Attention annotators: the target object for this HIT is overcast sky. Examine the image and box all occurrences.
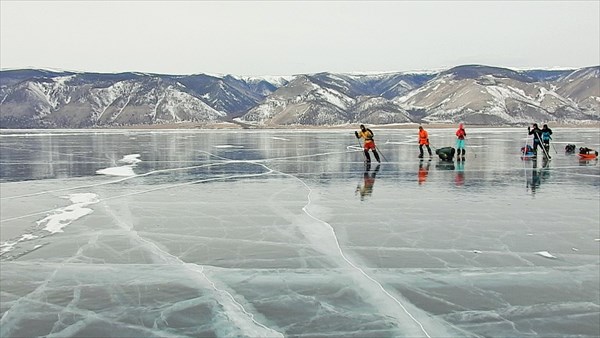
[1,1,598,75]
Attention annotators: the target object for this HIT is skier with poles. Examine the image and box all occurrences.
[355,124,380,164]
[528,124,542,155]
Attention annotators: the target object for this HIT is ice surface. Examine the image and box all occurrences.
[1,128,599,337]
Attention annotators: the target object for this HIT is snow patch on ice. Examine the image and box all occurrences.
[96,166,136,176]
[535,251,557,259]
[36,193,99,233]
[214,145,244,148]
[0,233,39,255]
[119,153,141,164]
[97,154,141,176]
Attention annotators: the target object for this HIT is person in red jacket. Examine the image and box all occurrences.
[418,125,432,158]
[455,123,467,159]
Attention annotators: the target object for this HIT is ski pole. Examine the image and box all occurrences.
[356,135,367,162]
[375,145,388,162]
[551,141,558,154]
[534,132,551,159]
[465,139,476,158]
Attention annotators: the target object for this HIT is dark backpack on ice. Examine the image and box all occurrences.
[435,147,455,161]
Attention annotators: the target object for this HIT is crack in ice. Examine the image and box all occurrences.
[269,166,433,337]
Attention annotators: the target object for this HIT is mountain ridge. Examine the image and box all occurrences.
[1,65,598,128]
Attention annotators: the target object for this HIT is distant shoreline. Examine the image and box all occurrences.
[87,121,600,130]
[1,121,598,131]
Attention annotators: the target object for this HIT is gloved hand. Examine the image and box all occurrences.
[528,126,531,132]
[354,131,359,138]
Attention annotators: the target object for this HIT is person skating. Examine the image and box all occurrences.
[541,124,553,154]
[418,125,432,158]
[528,123,543,157]
[455,123,467,160]
[355,124,380,163]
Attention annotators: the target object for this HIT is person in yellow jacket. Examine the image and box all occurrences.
[418,125,432,158]
[355,124,381,163]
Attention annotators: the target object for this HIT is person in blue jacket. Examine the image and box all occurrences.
[541,124,553,154]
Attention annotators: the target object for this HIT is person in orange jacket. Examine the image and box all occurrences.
[418,125,432,158]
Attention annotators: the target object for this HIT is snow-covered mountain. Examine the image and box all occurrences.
[0,65,597,128]
[238,72,434,126]
[391,65,598,125]
[0,71,286,128]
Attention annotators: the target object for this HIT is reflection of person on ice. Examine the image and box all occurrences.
[356,164,380,200]
[418,159,431,185]
[355,124,380,163]
[455,160,465,186]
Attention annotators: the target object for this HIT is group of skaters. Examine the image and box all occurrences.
[525,124,598,158]
[354,123,468,163]
[525,123,554,158]
[356,122,597,163]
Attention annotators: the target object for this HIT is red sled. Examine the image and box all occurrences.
[578,153,598,160]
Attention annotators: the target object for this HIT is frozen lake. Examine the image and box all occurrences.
[1,127,599,337]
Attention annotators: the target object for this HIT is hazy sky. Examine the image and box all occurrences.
[1,1,599,75]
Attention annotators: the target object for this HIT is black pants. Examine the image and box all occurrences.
[419,144,432,157]
[364,149,380,163]
[532,140,541,154]
[543,141,550,153]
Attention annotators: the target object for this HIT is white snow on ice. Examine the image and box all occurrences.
[535,251,557,259]
[96,154,141,176]
[36,193,99,234]
[118,153,141,164]
[213,145,244,148]
[0,234,39,255]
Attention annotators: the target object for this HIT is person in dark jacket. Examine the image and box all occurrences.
[528,123,543,156]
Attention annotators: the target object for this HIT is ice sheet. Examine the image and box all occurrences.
[1,128,599,337]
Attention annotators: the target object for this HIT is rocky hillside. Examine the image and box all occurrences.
[0,65,597,128]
